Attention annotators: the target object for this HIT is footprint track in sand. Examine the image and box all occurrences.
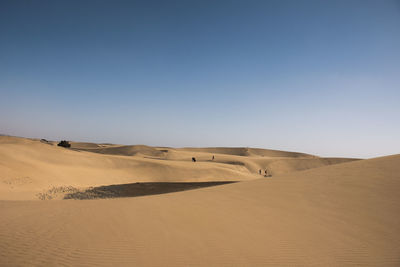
[0,176,33,186]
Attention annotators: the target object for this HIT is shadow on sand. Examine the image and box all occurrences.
[64,181,237,200]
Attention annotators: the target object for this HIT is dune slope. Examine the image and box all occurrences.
[0,136,358,200]
[0,154,399,266]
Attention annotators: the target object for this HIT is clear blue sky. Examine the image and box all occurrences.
[1,0,399,158]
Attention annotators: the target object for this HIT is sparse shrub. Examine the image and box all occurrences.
[57,140,71,148]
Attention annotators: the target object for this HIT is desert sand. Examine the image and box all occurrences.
[0,136,399,266]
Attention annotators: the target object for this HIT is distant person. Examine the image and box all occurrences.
[259,169,262,175]
[192,157,196,162]
[265,169,270,177]
[212,155,215,161]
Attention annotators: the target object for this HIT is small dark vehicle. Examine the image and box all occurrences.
[57,140,71,148]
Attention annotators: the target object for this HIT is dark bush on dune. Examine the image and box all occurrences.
[57,140,71,148]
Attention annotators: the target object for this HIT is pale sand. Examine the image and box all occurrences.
[0,136,356,200]
[0,136,399,266]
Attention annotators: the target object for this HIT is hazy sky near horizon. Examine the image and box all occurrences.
[1,0,399,158]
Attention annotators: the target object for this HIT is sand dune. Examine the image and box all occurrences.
[75,144,166,157]
[0,136,358,200]
[0,142,399,265]
[179,146,316,158]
